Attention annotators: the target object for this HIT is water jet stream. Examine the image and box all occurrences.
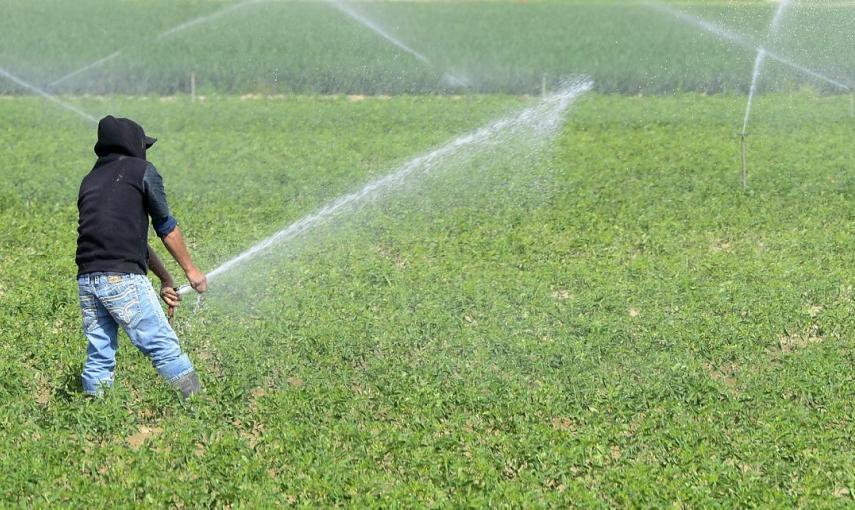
[49,0,264,88]
[157,0,265,39]
[48,51,123,88]
[0,67,97,124]
[178,79,593,295]
[742,49,767,135]
[325,0,469,88]
[648,1,850,91]
[742,0,791,135]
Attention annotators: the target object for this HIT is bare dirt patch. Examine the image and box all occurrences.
[710,239,733,253]
[551,417,576,431]
[551,290,572,301]
[833,487,851,498]
[777,324,824,355]
[34,374,52,406]
[127,426,164,450]
[704,362,740,388]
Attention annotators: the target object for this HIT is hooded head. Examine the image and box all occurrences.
[93,115,157,159]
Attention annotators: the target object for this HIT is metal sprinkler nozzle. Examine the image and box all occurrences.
[167,287,178,324]
[169,284,197,323]
[170,285,191,324]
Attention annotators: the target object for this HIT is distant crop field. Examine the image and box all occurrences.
[1,0,853,95]
[2,0,854,506]
[1,92,853,506]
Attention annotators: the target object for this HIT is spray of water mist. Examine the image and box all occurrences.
[178,78,593,296]
[48,51,123,88]
[324,0,469,88]
[742,0,791,135]
[647,1,850,91]
[742,49,767,136]
[0,67,97,124]
[739,0,791,186]
[49,0,265,88]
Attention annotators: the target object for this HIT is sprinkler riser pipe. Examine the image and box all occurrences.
[739,133,748,188]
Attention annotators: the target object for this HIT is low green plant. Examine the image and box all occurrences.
[0,92,853,506]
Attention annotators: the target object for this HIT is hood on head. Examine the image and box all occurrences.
[94,115,157,159]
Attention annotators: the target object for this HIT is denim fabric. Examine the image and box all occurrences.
[77,273,194,395]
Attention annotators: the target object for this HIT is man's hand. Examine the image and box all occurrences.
[160,284,181,308]
[161,227,207,294]
[186,266,208,293]
[160,284,181,321]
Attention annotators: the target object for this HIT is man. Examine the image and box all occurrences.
[76,115,207,399]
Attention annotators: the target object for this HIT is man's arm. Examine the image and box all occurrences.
[148,245,174,288]
[161,227,207,293]
[148,245,181,310]
[143,163,207,293]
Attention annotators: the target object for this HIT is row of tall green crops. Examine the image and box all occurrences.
[1,0,853,95]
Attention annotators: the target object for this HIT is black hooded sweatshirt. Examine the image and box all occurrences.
[75,116,177,276]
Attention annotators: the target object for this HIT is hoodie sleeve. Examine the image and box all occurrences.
[143,163,178,237]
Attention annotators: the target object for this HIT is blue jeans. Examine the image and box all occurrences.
[77,273,194,396]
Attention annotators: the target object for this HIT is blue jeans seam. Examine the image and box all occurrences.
[145,279,168,328]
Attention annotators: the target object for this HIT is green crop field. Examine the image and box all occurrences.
[2,0,855,507]
[2,92,854,507]
[1,0,854,94]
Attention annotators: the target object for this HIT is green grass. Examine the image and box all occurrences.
[1,0,853,94]
[1,92,853,506]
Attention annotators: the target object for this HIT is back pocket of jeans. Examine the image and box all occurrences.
[100,285,141,327]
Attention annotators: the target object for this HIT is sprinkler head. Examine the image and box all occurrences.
[167,286,178,324]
